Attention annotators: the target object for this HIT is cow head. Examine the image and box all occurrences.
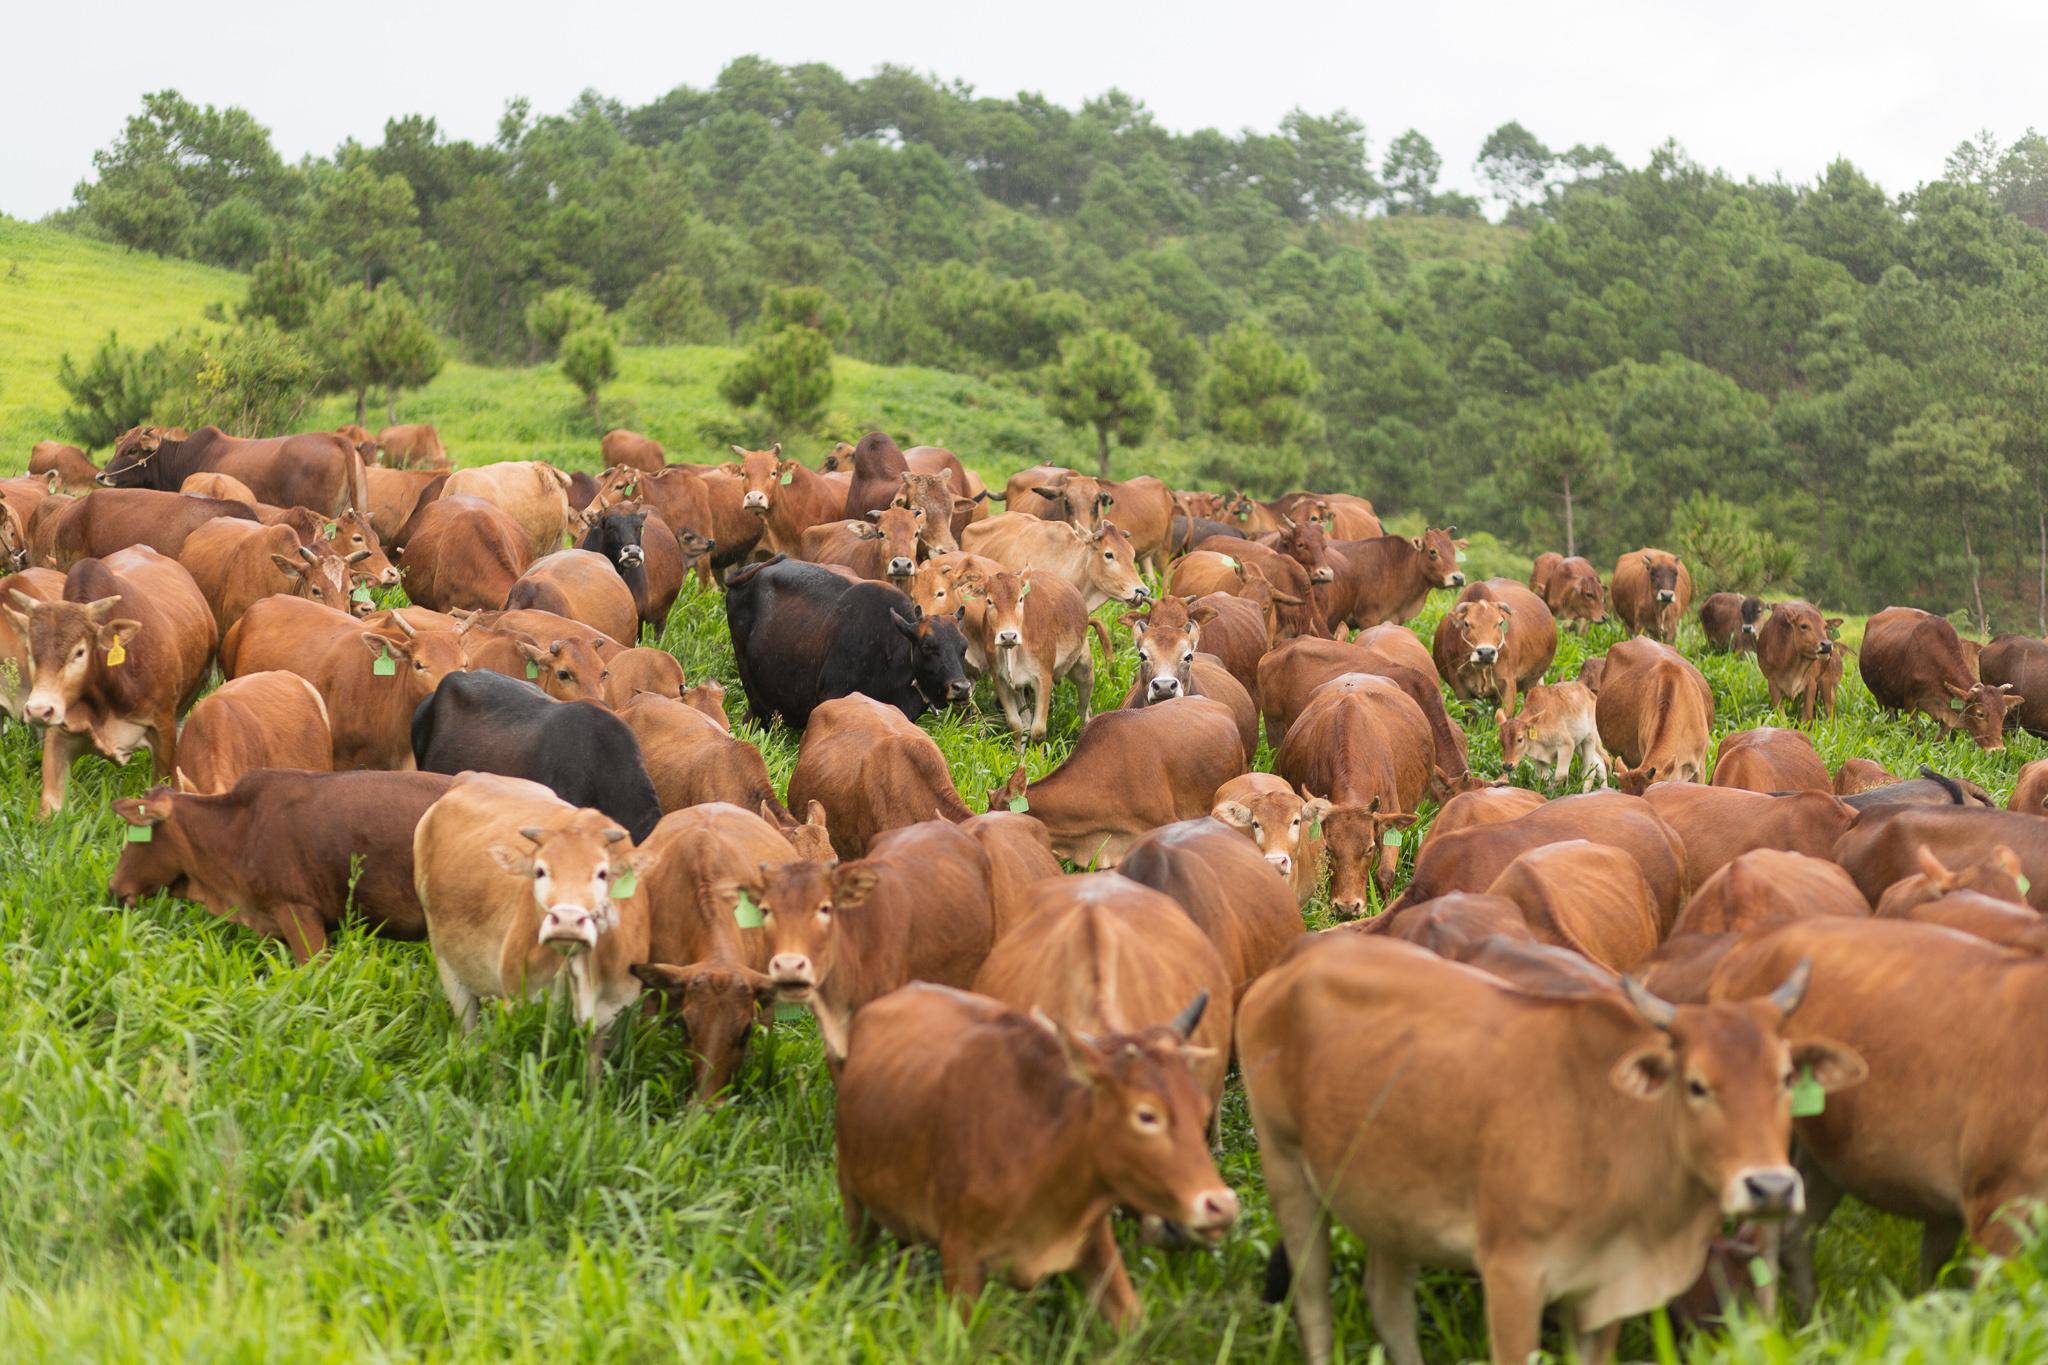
[319,511,399,586]
[961,570,1037,659]
[1915,844,2028,902]
[4,590,137,731]
[1578,656,1607,694]
[629,959,778,1104]
[909,556,971,620]
[579,506,649,575]
[683,680,730,728]
[775,799,837,862]
[0,504,28,572]
[1232,578,1289,647]
[1558,562,1608,624]
[1413,526,1466,589]
[714,859,876,1006]
[1448,598,1512,670]
[1612,757,1658,795]
[1036,473,1112,533]
[360,612,466,695]
[1212,786,1329,886]
[271,543,362,617]
[1316,793,1417,918]
[1175,491,1227,520]
[892,472,967,556]
[1640,552,1682,605]
[1497,705,1537,770]
[489,813,650,953]
[1225,491,1260,526]
[723,444,788,515]
[1945,681,2022,750]
[108,787,197,905]
[1738,595,1765,639]
[517,635,609,703]
[891,603,974,707]
[1084,522,1148,607]
[98,426,172,488]
[1612,965,1865,1219]
[1275,521,1335,585]
[1042,997,1238,1242]
[1765,602,1836,661]
[862,505,925,582]
[1123,596,1218,703]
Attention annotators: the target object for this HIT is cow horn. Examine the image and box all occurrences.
[297,542,320,563]
[6,589,37,610]
[346,549,371,564]
[601,827,627,844]
[391,612,418,639]
[1620,975,1678,1031]
[1768,959,1813,1016]
[517,826,547,845]
[1168,990,1209,1040]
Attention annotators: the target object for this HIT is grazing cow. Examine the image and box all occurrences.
[102,424,366,516]
[287,507,399,588]
[1316,528,1466,630]
[1671,850,1870,939]
[449,610,610,703]
[1641,784,1858,886]
[619,692,792,823]
[958,569,1105,743]
[1394,790,1689,930]
[174,671,332,795]
[714,822,996,1060]
[413,773,652,1055]
[440,461,576,560]
[1529,552,1608,628]
[834,983,1233,1326]
[222,596,465,770]
[577,503,690,633]
[1432,578,1556,717]
[1119,820,1306,1006]
[396,496,534,612]
[111,769,453,961]
[1710,726,1830,793]
[1484,840,1660,972]
[1831,805,2048,912]
[7,548,217,815]
[605,646,686,707]
[725,556,972,727]
[1220,489,1293,535]
[1370,891,1537,957]
[364,466,447,545]
[974,874,1233,1108]
[786,693,973,858]
[1862,606,2018,749]
[1274,674,1433,914]
[47,487,260,567]
[177,518,362,632]
[1168,513,1246,556]
[1211,772,1329,908]
[505,549,641,644]
[1755,600,1842,722]
[2012,759,2048,814]
[411,669,661,842]
[1015,469,1176,573]
[1220,521,1340,589]
[1245,933,1840,1365]
[599,428,666,472]
[722,444,844,559]
[1833,757,1898,795]
[798,506,926,584]
[30,440,98,492]
[1975,634,2048,739]
[1595,637,1714,788]
[955,811,1065,939]
[1609,547,1693,642]
[1700,592,1765,653]
[962,516,1147,611]
[1257,634,1472,790]
[1870,846,2028,919]
[986,697,1248,867]
[1498,681,1608,790]
[373,424,447,469]
[1424,785,1548,845]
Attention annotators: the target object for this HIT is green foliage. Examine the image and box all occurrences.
[83,158,195,256]
[524,286,606,360]
[622,268,725,345]
[718,325,834,438]
[1044,329,1161,476]
[1506,405,1625,557]
[54,331,183,448]
[559,326,620,428]
[310,285,444,425]
[240,248,332,332]
[759,285,849,340]
[159,320,318,436]
[1670,492,1803,595]
[189,195,273,269]
[1195,320,1322,492]
[311,161,427,288]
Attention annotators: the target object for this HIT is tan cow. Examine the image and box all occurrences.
[1871,845,2028,919]
[177,518,363,632]
[1431,578,1557,717]
[1754,600,1843,721]
[600,428,666,472]
[1211,772,1329,908]
[1642,785,1857,887]
[1274,674,1433,914]
[1529,552,1607,628]
[797,506,926,584]
[889,470,980,556]
[1484,840,1661,973]
[1317,527,1466,630]
[364,466,447,545]
[958,811,1066,940]
[1119,819,1307,1005]
[961,515,1147,610]
[1595,637,1714,787]
[787,693,974,858]
[1610,547,1694,642]
[604,646,686,706]
[0,567,64,723]
[1710,726,1831,793]
[1671,849,1871,938]
[397,496,536,612]
[618,691,795,825]
[441,461,576,560]
[374,424,448,469]
[504,549,640,644]
[174,671,333,795]
[29,440,99,493]
[723,444,845,558]
[1498,681,1608,790]
[178,471,259,506]
[2011,759,2048,814]
[956,568,1106,743]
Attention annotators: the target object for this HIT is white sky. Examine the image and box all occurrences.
[4,0,2042,221]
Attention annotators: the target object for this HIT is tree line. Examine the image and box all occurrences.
[47,62,2048,629]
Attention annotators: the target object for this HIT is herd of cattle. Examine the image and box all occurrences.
[16,420,2048,1363]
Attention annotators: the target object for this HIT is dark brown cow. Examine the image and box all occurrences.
[1833,757,1898,795]
[1432,578,1556,717]
[618,691,794,825]
[787,693,973,858]
[1671,850,1871,938]
[29,440,99,493]
[986,697,1247,867]
[1699,592,1764,653]
[1980,634,2048,739]
[1257,633,1472,790]
[1316,527,1466,630]
[1529,552,1608,629]
[177,518,362,633]
[1755,600,1843,722]
[46,487,260,567]
[834,982,1233,1326]
[890,471,979,555]
[174,670,333,795]
[1274,674,1433,915]
[1641,784,1858,886]
[7,547,218,815]
[397,496,535,612]
[599,428,666,472]
[374,424,447,469]
[959,810,1066,939]
[2011,759,2048,815]
[1595,637,1714,788]
[1211,771,1329,908]
[1832,805,2048,911]
[1710,726,1831,794]
[103,424,367,516]
[724,444,844,559]
[1484,839,1661,972]
[1189,586,1288,702]
[798,507,926,584]
[1121,818,1306,1005]
[1862,607,2017,749]
[505,549,640,644]
[958,569,1105,743]
[110,769,453,961]
[1609,547,1694,642]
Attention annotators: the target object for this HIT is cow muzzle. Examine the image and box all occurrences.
[1310,566,1334,584]
[945,677,974,702]
[1725,1166,1803,1218]
[1470,646,1498,665]
[886,557,914,578]
[1184,1187,1240,1240]
[768,954,815,999]
[1657,590,1676,603]
[619,546,644,567]
[1448,573,1466,588]
[23,692,66,727]
[1265,851,1293,880]
[1147,676,1184,701]
[1741,622,1758,636]
[994,629,1022,649]
[1817,640,1833,655]
[1331,896,1366,920]
[538,905,600,952]
[742,492,769,512]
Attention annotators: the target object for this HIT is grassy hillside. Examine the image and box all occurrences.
[0,219,244,456]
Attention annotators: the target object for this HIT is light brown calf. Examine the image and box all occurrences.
[1498,681,1608,790]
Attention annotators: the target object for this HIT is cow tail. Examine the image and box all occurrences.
[1262,1243,1292,1303]
[1087,617,1116,663]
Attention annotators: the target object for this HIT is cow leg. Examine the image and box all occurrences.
[1361,1250,1424,1365]
[993,677,1025,738]
[1551,747,1573,789]
[1075,1215,1141,1328]
[1919,1213,1963,1288]
[1071,652,1096,725]
[1498,676,1517,719]
[938,1230,987,1322]
[433,955,481,1033]
[1965,1187,2031,1267]
[1262,1145,1335,1365]
[37,727,89,818]
[1474,1250,1545,1365]
[1567,1314,1622,1365]
[1782,1155,1842,1319]
[838,1165,880,1254]
[150,704,180,780]
[1375,841,1399,898]
[270,902,331,964]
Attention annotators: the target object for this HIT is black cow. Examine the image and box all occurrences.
[574,504,709,633]
[724,554,972,728]
[1168,515,1248,556]
[410,670,661,841]
[1840,765,1994,811]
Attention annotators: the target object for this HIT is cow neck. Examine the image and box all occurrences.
[160,793,247,914]
[988,1063,1122,1255]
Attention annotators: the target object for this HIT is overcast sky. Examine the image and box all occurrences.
[5,0,2043,221]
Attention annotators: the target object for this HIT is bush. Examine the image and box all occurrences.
[191,196,274,269]
[1670,492,1803,596]
[524,287,607,360]
[622,268,726,345]
[159,321,318,436]
[241,249,332,332]
[719,326,835,438]
[561,326,620,430]
[55,331,186,448]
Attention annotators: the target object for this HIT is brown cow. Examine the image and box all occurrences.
[1529,552,1608,628]
[1641,784,1857,887]
[396,496,535,612]
[1369,891,1537,957]
[1595,637,1714,788]
[957,811,1065,939]
[1754,600,1842,722]
[618,691,793,824]
[1317,527,1466,629]
[47,487,260,567]
[111,769,453,961]
[798,507,926,584]
[2012,759,2048,814]
[1869,845,2029,919]
[716,821,996,1060]
[600,428,666,472]
[173,671,332,795]
[1483,839,1660,972]
[1432,578,1556,717]
[1863,607,2018,749]
[1119,819,1307,1006]
[7,547,217,815]
[605,646,686,706]
[974,873,1233,1108]
[724,444,843,559]
[1832,805,2048,911]
[364,466,447,545]
[986,697,1247,867]
[504,549,640,644]
[886,470,979,556]
[103,425,367,517]
[1006,468,1176,573]
[1165,550,1322,641]
[1246,933,1843,1365]
[335,424,375,458]
[1700,592,1765,653]
[1672,849,1870,938]
[688,463,763,568]
[1609,547,1694,642]
[907,552,1010,657]
[0,567,64,723]
[834,983,1233,1325]
[30,440,99,493]
[223,595,466,770]
[441,461,576,560]
[1424,785,1548,845]
[1216,522,1338,588]
[1189,586,1289,702]
[787,693,973,858]
[1710,726,1831,794]
[177,518,363,632]
[1498,681,1608,790]
[374,424,447,469]
[1257,633,1471,789]
[1274,674,1433,914]
[448,610,609,704]
[1211,772,1329,908]
[1980,634,2048,738]
[1188,533,1321,626]
[962,516,1147,611]
[958,569,1105,743]
[287,507,399,588]
[1119,630,1259,762]
[1833,757,1898,795]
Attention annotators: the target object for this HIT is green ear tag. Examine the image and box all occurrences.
[1749,1258,1774,1289]
[125,821,153,843]
[1221,555,1238,571]
[1951,697,1968,710]
[1017,579,1032,600]
[1383,828,1402,849]
[2019,874,2033,897]
[526,659,540,680]
[775,1001,807,1021]
[733,891,764,929]
[351,586,373,604]
[779,468,794,486]
[1307,817,1322,839]
[324,522,338,538]
[610,868,637,899]
[1008,794,1030,813]
[1455,550,1468,564]
[1790,1066,1826,1118]
[373,646,397,677]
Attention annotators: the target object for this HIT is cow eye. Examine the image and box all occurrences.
[557,670,571,682]
[533,866,546,881]
[1133,1104,1163,1130]
[1686,1077,1710,1100]
[1429,550,1438,558]
[1103,551,1114,561]
[595,866,608,881]
[817,905,833,924]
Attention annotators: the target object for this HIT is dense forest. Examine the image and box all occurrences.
[47,57,2048,627]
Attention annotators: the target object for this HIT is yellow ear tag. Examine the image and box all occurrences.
[105,639,126,667]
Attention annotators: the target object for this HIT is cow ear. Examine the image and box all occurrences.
[1302,796,1334,822]
[1120,612,1146,633]
[269,552,306,580]
[889,609,919,638]
[1037,1009,1108,1089]
[769,443,782,457]
[864,509,883,523]
[99,619,143,650]
[1494,707,1507,725]
[487,844,533,876]
[832,865,879,907]
[1791,1038,1869,1094]
[952,496,978,514]
[1825,617,1844,631]
[1410,536,1424,550]
[111,796,162,829]
[2008,694,2028,709]
[1212,800,1255,829]
[1189,604,1220,627]
[1915,845,1953,889]
[630,962,689,990]
[361,632,410,659]
[718,461,742,477]
[1610,1042,1675,1099]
